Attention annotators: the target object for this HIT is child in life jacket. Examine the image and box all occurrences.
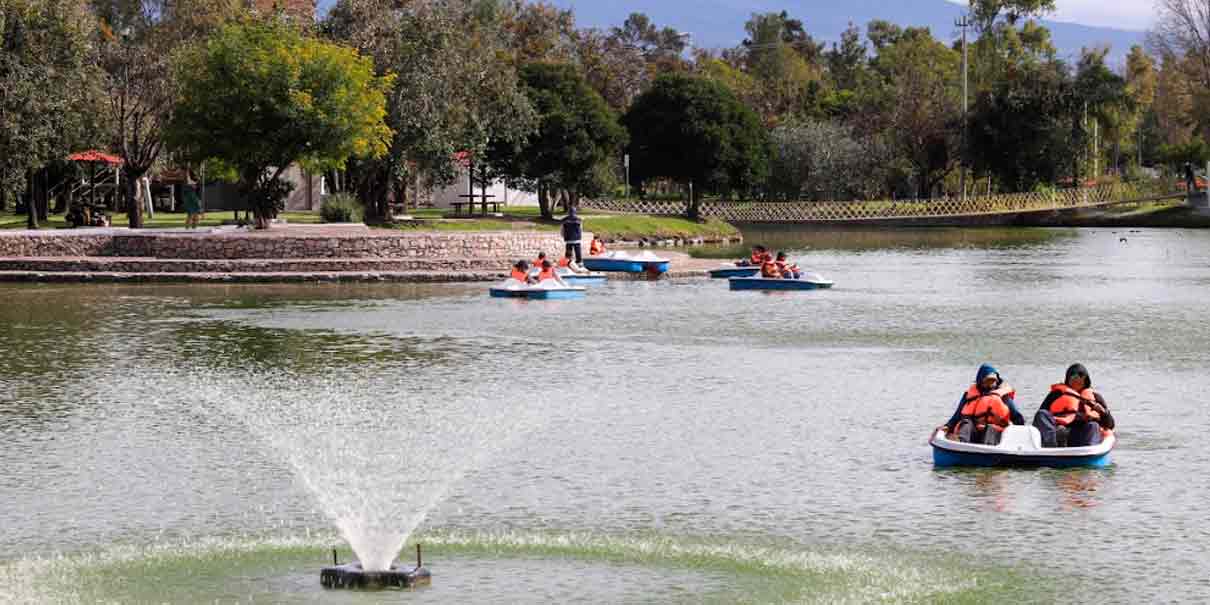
[774,252,801,279]
[510,260,530,283]
[589,236,606,256]
[743,245,772,267]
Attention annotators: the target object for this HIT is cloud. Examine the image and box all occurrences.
[947,0,1155,31]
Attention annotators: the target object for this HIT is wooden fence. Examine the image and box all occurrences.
[582,182,1186,222]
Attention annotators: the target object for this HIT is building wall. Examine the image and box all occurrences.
[430,166,539,208]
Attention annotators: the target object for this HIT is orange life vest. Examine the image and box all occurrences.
[558,257,571,268]
[959,384,1015,432]
[590,239,605,255]
[1048,384,1100,426]
[538,266,556,281]
[510,268,528,281]
[760,261,781,278]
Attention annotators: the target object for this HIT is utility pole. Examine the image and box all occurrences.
[955,14,970,200]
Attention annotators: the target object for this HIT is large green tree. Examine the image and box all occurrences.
[167,20,393,228]
[623,74,769,218]
[0,0,99,226]
[324,0,535,220]
[486,62,626,219]
[870,27,961,198]
[96,0,240,228]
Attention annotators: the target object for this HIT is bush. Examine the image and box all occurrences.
[320,194,364,223]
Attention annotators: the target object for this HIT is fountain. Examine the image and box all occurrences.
[191,371,555,589]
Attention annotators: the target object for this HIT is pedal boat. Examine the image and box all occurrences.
[930,425,1115,468]
[489,279,586,300]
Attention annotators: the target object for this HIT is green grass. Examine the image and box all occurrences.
[0,206,739,242]
[0,210,323,230]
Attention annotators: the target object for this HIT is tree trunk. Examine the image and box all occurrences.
[125,168,144,229]
[685,182,700,220]
[538,183,553,220]
[37,168,49,222]
[26,170,37,229]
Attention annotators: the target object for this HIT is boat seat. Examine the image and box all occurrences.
[997,425,1042,451]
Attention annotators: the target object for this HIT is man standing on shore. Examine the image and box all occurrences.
[562,206,583,265]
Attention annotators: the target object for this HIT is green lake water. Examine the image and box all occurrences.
[1,227,1207,603]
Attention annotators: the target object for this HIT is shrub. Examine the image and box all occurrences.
[320,194,364,223]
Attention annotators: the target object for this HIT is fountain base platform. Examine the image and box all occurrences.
[320,562,432,590]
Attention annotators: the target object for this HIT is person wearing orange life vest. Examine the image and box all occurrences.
[760,257,782,278]
[741,245,772,267]
[941,364,1025,445]
[509,260,530,283]
[774,252,802,279]
[533,251,548,268]
[536,259,566,285]
[589,236,606,256]
[1032,364,1114,448]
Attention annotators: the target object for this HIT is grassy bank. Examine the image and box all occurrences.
[0,210,322,230]
[1,206,740,242]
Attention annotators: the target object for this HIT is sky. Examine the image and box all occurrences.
[946,0,1156,31]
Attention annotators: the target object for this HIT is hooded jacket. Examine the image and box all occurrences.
[561,209,583,243]
[1037,364,1114,430]
[945,364,1026,429]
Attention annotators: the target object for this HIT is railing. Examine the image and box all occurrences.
[583,182,1186,222]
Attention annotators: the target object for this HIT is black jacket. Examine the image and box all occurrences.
[561,215,583,242]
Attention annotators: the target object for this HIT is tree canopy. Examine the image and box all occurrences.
[624,74,769,217]
[167,19,393,226]
[487,62,626,218]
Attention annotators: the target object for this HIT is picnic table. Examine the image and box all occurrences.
[453,193,502,216]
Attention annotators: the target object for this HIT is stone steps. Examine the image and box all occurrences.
[0,257,511,274]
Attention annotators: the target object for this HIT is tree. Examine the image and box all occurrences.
[324,0,536,220]
[0,0,100,227]
[96,0,240,228]
[968,0,1057,32]
[623,74,769,218]
[167,20,393,228]
[871,28,962,198]
[769,119,885,201]
[827,23,867,91]
[487,62,627,219]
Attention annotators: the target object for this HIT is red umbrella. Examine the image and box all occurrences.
[68,151,124,216]
[68,150,124,165]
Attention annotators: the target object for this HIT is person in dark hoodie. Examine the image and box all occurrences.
[941,364,1025,445]
[561,206,584,265]
[1033,364,1114,448]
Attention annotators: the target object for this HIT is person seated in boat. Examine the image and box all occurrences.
[558,251,586,274]
[589,236,606,256]
[1032,364,1114,448]
[941,364,1025,445]
[533,251,548,268]
[536,260,566,285]
[741,245,772,267]
[760,256,782,278]
[774,252,802,279]
[510,260,530,283]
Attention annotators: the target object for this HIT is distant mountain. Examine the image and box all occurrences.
[314,0,1145,63]
[549,0,1143,63]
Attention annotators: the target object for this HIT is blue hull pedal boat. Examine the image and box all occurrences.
[929,425,1115,468]
[583,251,671,274]
[709,266,761,279]
[489,280,586,300]
[557,269,608,285]
[728,273,834,291]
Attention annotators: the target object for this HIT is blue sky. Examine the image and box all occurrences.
[946,0,1154,31]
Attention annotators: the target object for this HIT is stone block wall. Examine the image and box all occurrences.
[0,229,584,261]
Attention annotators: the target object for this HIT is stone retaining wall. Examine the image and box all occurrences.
[0,229,577,260]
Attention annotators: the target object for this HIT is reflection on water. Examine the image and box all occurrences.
[693,225,1070,258]
[3,228,1210,602]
